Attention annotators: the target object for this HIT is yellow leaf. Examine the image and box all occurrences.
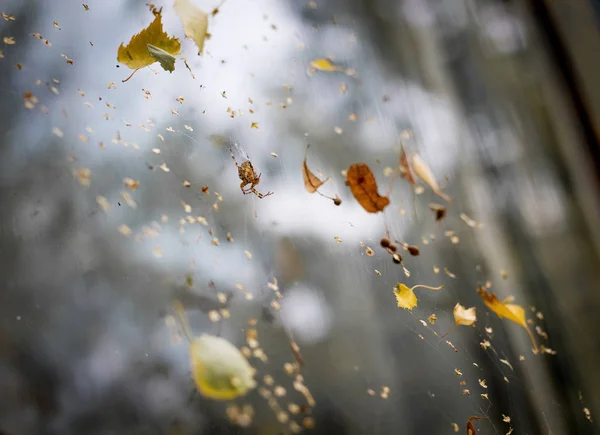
[302,145,330,193]
[453,303,477,326]
[174,0,209,55]
[190,335,256,400]
[173,301,256,400]
[477,287,538,353]
[411,153,451,203]
[117,12,180,78]
[394,283,443,311]
[310,58,339,72]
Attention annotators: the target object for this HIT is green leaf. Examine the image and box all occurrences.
[147,43,176,72]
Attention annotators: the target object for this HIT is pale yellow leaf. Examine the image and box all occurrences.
[174,0,209,55]
[453,303,477,326]
[411,153,451,202]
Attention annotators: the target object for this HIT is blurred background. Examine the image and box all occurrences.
[1,0,600,434]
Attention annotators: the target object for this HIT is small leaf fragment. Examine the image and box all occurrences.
[310,58,339,72]
[428,203,447,221]
[147,43,177,72]
[346,163,390,213]
[174,0,209,55]
[453,303,477,327]
[477,287,538,353]
[394,283,443,311]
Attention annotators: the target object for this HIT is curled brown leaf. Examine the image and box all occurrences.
[302,145,330,193]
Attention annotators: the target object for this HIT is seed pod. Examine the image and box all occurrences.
[406,245,420,256]
[392,253,402,264]
[380,237,391,248]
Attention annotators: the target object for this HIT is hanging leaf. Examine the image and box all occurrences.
[346,163,390,213]
[393,283,443,311]
[411,153,451,202]
[466,416,488,435]
[190,334,256,400]
[174,0,209,55]
[453,303,477,326]
[173,301,256,400]
[147,44,177,72]
[302,145,331,193]
[117,11,180,81]
[476,287,538,353]
[399,145,415,184]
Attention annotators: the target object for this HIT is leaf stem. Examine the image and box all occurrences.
[121,68,140,83]
[411,284,443,291]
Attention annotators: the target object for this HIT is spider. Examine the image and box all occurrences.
[230,148,274,199]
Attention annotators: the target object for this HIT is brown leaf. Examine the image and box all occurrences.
[302,145,330,193]
[346,163,390,213]
[399,145,415,184]
[466,416,488,435]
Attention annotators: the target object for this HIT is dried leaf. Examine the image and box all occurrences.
[466,416,488,435]
[147,43,177,72]
[399,145,415,184]
[173,301,256,400]
[453,303,477,326]
[477,287,538,353]
[394,283,443,311]
[411,153,451,202]
[174,0,209,55]
[346,163,390,213]
[302,145,330,193]
[117,11,180,80]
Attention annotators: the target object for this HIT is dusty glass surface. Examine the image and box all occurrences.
[1,0,600,434]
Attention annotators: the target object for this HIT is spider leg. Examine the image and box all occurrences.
[230,148,239,166]
[253,188,274,199]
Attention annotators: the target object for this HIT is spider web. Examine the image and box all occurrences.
[0,0,593,434]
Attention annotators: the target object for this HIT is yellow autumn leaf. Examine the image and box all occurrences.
[310,58,339,72]
[453,303,477,326]
[476,287,538,353]
[190,335,256,400]
[117,11,181,80]
[173,301,256,400]
[411,153,452,203]
[174,0,209,55]
[394,283,443,311]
